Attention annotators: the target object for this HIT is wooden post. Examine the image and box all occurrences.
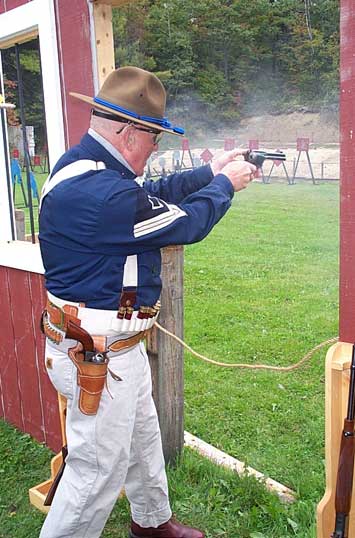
[146,246,184,465]
[91,3,115,89]
[317,343,355,537]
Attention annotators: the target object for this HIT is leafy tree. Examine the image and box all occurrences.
[2,39,47,150]
[112,0,339,125]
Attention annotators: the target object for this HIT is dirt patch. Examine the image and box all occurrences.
[234,111,339,146]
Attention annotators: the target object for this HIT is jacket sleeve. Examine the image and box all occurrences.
[95,173,234,254]
[142,164,214,204]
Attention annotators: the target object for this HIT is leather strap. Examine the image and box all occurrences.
[40,159,106,211]
[45,301,149,353]
[107,330,149,353]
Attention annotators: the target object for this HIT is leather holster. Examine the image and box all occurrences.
[68,343,108,415]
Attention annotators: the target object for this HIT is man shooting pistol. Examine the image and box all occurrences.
[38,66,258,538]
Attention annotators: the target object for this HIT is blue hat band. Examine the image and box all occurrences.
[94,97,184,135]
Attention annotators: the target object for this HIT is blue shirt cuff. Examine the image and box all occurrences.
[211,173,235,199]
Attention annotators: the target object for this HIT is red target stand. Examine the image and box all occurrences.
[248,139,267,183]
[224,138,235,151]
[200,148,213,164]
[179,138,194,170]
[292,137,316,184]
[248,138,270,184]
[266,150,292,185]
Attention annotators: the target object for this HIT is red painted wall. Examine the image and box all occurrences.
[0,267,61,452]
[54,0,95,148]
[0,0,30,14]
[339,2,355,342]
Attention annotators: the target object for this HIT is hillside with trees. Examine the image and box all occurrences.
[113,0,339,132]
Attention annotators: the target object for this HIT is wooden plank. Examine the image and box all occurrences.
[7,268,44,442]
[92,3,115,87]
[29,273,61,452]
[0,28,38,49]
[339,1,355,342]
[316,342,355,537]
[147,246,184,465]
[93,0,133,6]
[185,432,295,504]
[0,266,23,430]
[29,446,65,514]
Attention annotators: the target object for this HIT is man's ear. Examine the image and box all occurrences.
[123,126,135,150]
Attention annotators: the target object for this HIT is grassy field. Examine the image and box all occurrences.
[2,179,339,537]
[13,167,46,235]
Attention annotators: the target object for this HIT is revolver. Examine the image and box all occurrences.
[244,150,286,168]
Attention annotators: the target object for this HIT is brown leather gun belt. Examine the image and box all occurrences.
[42,300,150,353]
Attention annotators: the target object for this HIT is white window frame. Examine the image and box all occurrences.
[0,0,65,248]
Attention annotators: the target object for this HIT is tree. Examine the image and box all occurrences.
[2,39,47,150]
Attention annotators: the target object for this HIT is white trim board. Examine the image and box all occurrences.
[0,241,44,274]
[0,3,38,44]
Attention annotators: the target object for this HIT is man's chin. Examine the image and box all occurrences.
[135,165,146,177]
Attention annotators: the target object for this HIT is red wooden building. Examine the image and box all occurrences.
[0,0,120,452]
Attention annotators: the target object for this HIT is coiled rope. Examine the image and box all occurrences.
[155,322,338,372]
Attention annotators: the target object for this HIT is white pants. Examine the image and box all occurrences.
[39,339,172,538]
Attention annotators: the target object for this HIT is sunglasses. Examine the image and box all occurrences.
[134,126,164,144]
[92,108,163,144]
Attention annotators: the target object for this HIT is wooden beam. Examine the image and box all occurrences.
[147,246,184,465]
[92,0,133,7]
[92,2,115,87]
[0,28,38,49]
[185,432,295,504]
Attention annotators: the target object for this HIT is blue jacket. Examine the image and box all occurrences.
[39,133,234,310]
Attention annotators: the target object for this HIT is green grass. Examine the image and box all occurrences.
[3,179,339,537]
[0,420,316,538]
[13,168,47,235]
[183,180,338,529]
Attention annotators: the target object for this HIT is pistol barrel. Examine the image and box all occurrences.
[244,150,286,168]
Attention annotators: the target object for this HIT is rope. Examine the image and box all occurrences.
[154,322,338,372]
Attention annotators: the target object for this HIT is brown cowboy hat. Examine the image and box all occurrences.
[70,66,184,136]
